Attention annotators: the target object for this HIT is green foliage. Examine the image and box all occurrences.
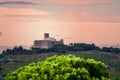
[2,46,32,55]
[5,54,110,80]
[101,47,120,54]
[31,43,100,53]
[2,43,120,55]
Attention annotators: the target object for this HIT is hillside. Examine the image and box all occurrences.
[0,51,120,80]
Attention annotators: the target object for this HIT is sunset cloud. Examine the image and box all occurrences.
[56,11,120,23]
[0,0,119,47]
[0,7,52,17]
[0,1,35,5]
[51,0,112,6]
[29,0,112,6]
[0,0,112,6]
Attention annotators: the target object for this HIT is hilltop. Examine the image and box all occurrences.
[0,51,120,80]
[0,43,120,80]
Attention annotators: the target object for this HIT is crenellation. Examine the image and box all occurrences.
[33,33,64,49]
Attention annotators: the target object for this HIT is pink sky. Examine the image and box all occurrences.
[0,0,120,47]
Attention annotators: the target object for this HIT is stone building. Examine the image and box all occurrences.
[33,33,64,49]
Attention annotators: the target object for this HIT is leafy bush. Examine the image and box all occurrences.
[6,54,110,80]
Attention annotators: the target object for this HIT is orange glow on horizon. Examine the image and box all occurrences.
[0,0,120,47]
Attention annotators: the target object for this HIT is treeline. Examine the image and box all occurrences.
[101,47,120,54]
[31,43,100,53]
[1,43,120,55]
[1,46,32,55]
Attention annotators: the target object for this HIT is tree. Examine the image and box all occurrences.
[6,54,110,80]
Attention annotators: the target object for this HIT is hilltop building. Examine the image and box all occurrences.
[33,33,64,49]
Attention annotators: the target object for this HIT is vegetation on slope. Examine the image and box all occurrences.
[0,43,120,80]
[0,51,120,80]
[1,43,120,55]
[5,55,110,80]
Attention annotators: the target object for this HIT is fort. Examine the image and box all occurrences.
[33,33,64,49]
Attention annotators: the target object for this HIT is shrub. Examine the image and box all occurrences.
[6,54,110,80]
